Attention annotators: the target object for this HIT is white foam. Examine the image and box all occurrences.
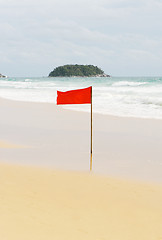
[112,81,147,87]
[1,77,162,119]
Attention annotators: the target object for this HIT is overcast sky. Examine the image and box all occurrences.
[0,0,162,77]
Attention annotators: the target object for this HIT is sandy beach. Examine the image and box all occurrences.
[0,163,162,240]
[0,97,162,239]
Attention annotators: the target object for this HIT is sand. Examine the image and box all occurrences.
[0,140,25,148]
[1,97,162,182]
[0,163,162,240]
[0,97,162,239]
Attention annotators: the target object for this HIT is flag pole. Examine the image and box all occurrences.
[90,86,92,171]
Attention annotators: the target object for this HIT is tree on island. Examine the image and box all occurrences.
[49,64,110,77]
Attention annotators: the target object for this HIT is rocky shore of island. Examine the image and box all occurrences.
[0,73,7,78]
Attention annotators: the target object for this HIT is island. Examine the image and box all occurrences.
[48,64,110,77]
[0,73,7,78]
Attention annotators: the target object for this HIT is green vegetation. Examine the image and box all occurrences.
[49,64,109,77]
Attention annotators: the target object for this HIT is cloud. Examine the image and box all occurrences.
[0,0,162,76]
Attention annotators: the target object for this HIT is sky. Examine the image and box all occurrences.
[0,0,162,77]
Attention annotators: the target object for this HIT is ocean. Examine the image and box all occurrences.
[0,76,162,119]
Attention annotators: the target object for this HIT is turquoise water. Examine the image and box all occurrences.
[0,76,162,119]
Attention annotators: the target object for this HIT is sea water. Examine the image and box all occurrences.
[0,76,162,119]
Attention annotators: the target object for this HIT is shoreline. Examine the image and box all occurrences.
[2,95,162,121]
[1,75,162,120]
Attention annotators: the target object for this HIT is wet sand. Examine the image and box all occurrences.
[0,97,162,182]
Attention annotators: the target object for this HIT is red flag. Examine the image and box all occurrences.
[57,86,92,105]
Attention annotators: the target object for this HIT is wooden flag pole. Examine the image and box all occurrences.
[90,87,93,171]
[56,86,92,171]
